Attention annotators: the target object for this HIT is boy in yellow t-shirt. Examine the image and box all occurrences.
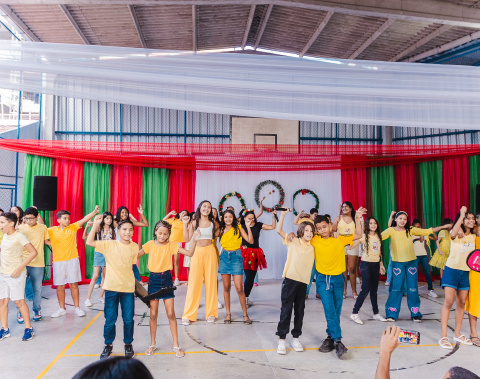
[87,216,139,360]
[312,208,365,359]
[47,205,100,319]
[18,207,51,322]
[275,209,315,356]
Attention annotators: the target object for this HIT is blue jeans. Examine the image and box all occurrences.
[385,260,422,320]
[306,262,317,296]
[104,290,135,345]
[353,261,379,314]
[416,255,433,291]
[316,273,344,341]
[26,267,44,312]
[387,260,407,292]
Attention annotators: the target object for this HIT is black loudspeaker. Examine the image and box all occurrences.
[476,184,480,215]
[33,176,58,211]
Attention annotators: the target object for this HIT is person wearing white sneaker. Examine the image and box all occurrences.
[47,206,100,319]
[0,212,38,339]
[373,314,387,322]
[439,207,475,350]
[75,307,86,317]
[350,216,385,324]
[412,219,436,298]
[87,216,139,357]
[428,290,438,298]
[82,212,114,312]
[275,210,315,354]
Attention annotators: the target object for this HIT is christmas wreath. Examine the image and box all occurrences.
[292,189,320,216]
[255,180,285,213]
[219,191,247,217]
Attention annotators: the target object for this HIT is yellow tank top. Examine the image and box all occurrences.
[220,226,242,251]
[446,233,475,271]
[337,217,355,246]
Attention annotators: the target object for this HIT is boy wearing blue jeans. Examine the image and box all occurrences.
[311,208,364,359]
[87,216,139,359]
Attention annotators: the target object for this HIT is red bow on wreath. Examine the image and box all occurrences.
[301,189,308,195]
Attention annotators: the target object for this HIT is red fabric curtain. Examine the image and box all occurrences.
[341,168,367,208]
[53,159,88,283]
[395,163,420,219]
[166,169,196,281]
[5,139,480,171]
[442,157,470,220]
[110,165,144,244]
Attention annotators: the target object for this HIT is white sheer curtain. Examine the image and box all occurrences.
[0,41,480,129]
[195,170,342,279]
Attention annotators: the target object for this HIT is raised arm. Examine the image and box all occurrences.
[255,196,265,219]
[353,207,367,240]
[182,216,193,242]
[132,205,149,227]
[293,210,306,226]
[77,205,100,227]
[179,229,201,257]
[86,215,102,248]
[163,210,176,221]
[240,219,254,244]
[276,209,290,239]
[262,211,277,230]
[11,243,38,278]
[82,221,94,240]
[332,216,340,232]
[451,206,466,239]
[387,211,395,228]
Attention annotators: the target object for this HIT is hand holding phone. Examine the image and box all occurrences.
[398,329,420,344]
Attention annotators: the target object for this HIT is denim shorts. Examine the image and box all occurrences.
[93,251,106,267]
[218,249,244,276]
[148,270,174,300]
[442,266,470,291]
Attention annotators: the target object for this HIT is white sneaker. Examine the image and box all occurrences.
[99,297,104,304]
[373,314,387,322]
[94,284,100,289]
[384,282,390,286]
[246,297,253,308]
[428,290,439,298]
[51,308,66,318]
[350,314,364,325]
[218,301,223,309]
[75,307,86,317]
[174,278,180,286]
[277,340,286,355]
[356,277,361,284]
[84,299,93,307]
[291,338,304,352]
[182,319,190,326]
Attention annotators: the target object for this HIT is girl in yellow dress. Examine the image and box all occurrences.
[429,218,453,278]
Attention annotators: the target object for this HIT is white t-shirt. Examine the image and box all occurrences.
[0,231,30,276]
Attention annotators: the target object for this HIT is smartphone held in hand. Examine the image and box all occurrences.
[398,329,420,344]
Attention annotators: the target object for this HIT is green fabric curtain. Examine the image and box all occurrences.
[371,166,397,268]
[420,160,443,274]
[140,168,169,276]
[83,162,111,279]
[21,154,53,280]
[470,156,480,214]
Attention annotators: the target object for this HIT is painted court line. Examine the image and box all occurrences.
[36,311,104,379]
[61,343,441,358]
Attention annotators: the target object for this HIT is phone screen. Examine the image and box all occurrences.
[398,329,420,344]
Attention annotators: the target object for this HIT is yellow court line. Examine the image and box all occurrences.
[36,311,103,379]
[61,343,441,358]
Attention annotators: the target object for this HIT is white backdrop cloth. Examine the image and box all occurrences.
[1,41,480,129]
[195,170,342,279]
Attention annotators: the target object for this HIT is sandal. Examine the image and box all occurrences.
[353,293,358,300]
[173,346,185,358]
[453,335,473,345]
[470,336,480,347]
[224,314,232,324]
[207,316,215,323]
[438,337,453,350]
[243,315,252,325]
[145,345,157,356]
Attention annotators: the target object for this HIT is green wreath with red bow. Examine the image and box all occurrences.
[219,191,247,217]
[292,189,320,216]
[255,180,285,212]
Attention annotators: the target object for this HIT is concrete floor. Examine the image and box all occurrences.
[1,279,479,379]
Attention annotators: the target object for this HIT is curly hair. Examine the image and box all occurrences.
[153,220,172,240]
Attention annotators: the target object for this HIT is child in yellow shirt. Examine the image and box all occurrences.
[138,220,200,358]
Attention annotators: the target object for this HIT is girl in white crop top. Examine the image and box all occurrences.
[197,223,214,240]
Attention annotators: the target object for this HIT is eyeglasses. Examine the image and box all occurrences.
[23,217,36,221]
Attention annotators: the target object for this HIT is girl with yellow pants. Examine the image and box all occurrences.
[182,200,220,325]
